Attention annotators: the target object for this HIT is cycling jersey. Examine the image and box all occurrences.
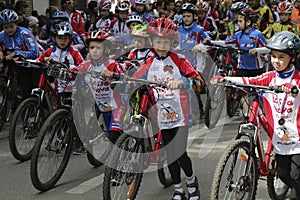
[253,4,274,34]
[213,28,267,70]
[92,15,116,32]
[132,12,154,23]
[197,16,218,40]
[226,67,300,155]
[178,23,210,72]
[266,20,299,40]
[110,19,130,37]
[132,50,205,130]
[0,26,38,59]
[62,10,85,36]
[38,45,84,93]
[290,7,300,32]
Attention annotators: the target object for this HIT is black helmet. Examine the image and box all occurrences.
[181,3,198,14]
[239,8,258,23]
[266,31,300,57]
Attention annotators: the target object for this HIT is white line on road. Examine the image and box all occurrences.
[65,174,104,194]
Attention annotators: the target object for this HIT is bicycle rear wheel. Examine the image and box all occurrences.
[30,109,73,191]
[205,83,225,129]
[267,168,289,200]
[211,139,258,200]
[9,97,45,161]
[103,133,144,200]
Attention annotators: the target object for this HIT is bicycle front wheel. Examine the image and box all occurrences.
[211,139,258,200]
[103,133,144,200]
[30,109,73,191]
[9,97,45,161]
[0,80,7,132]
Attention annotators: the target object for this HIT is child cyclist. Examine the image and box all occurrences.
[212,31,300,200]
[133,18,205,200]
[74,30,124,144]
[37,21,85,154]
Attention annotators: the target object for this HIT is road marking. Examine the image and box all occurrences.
[65,174,104,194]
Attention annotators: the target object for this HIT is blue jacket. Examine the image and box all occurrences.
[225,28,267,70]
[178,23,210,66]
[0,26,38,59]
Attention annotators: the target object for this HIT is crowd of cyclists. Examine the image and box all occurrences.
[1,0,300,199]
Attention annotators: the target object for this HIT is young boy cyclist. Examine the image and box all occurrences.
[212,31,300,200]
[265,1,299,40]
[74,30,124,144]
[133,18,205,200]
[203,8,267,118]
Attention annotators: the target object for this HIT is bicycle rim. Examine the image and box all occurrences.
[103,134,144,200]
[9,98,44,161]
[211,139,258,200]
[30,109,73,191]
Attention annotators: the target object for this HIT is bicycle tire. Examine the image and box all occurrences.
[86,148,103,167]
[267,168,289,200]
[30,109,73,191]
[0,81,7,132]
[103,133,144,200]
[205,84,225,129]
[9,97,45,161]
[211,139,259,200]
[157,159,172,187]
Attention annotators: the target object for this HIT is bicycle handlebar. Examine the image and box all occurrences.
[224,81,299,97]
[111,75,168,88]
[206,43,249,54]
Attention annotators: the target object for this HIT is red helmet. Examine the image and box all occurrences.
[86,30,109,42]
[147,18,178,39]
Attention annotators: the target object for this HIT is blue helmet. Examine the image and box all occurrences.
[0,9,18,24]
[52,11,69,20]
[51,21,73,36]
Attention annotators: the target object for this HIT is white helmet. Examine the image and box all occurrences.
[126,15,143,26]
[135,0,148,5]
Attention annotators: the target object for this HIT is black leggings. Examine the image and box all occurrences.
[162,126,193,184]
[276,154,300,200]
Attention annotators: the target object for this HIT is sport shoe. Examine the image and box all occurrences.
[171,191,187,200]
[186,177,200,200]
[72,146,86,155]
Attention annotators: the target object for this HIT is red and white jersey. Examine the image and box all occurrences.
[227,68,300,155]
[63,10,85,36]
[92,16,116,32]
[133,51,204,130]
[38,46,84,93]
[110,19,129,37]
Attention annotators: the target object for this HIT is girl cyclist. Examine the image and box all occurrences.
[212,31,300,200]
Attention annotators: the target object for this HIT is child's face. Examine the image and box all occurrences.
[233,11,239,21]
[2,22,18,36]
[88,41,105,60]
[54,35,70,49]
[133,36,146,49]
[279,13,290,23]
[182,11,194,26]
[118,11,128,22]
[100,10,109,18]
[129,22,140,30]
[198,11,206,21]
[152,36,172,57]
[237,15,247,30]
[270,50,293,72]
[136,4,145,12]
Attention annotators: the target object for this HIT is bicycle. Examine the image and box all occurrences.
[8,60,70,162]
[204,44,249,129]
[210,81,295,200]
[30,70,107,192]
[102,76,176,200]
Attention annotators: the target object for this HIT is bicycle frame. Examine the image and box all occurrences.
[236,91,274,177]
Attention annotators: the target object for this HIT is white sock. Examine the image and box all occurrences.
[173,183,184,200]
[186,175,196,194]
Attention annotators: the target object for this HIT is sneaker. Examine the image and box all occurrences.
[186,177,200,200]
[171,191,187,200]
[72,146,86,155]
